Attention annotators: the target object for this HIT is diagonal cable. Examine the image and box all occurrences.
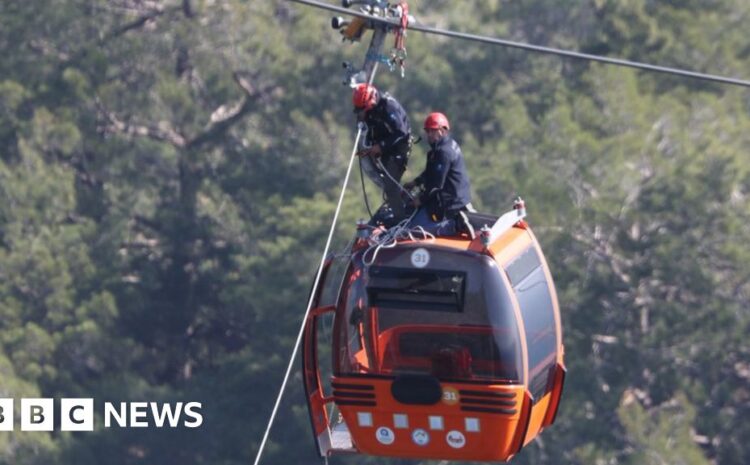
[252,125,364,465]
[286,0,750,88]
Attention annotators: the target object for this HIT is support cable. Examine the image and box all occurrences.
[286,0,750,88]
[252,124,365,465]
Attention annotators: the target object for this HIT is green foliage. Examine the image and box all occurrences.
[1,1,749,464]
[617,392,710,465]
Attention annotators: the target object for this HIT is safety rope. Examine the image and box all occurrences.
[357,151,414,229]
[252,124,365,465]
[374,156,414,202]
[391,1,409,76]
[361,213,435,267]
[359,157,374,218]
[367,61,379,85]
[252,26,407,464]
[393,2,408,52]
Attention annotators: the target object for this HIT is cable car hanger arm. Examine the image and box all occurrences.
[286,0,750,88]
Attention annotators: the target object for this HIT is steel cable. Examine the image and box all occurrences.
[252,124,364,465]
[286,0,750,88]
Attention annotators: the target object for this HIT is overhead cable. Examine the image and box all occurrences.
[286,0,750,88]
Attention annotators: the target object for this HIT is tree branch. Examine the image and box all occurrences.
[96,99,187,148]
[96,74,279,150]
[102,1,180,41]
[186,73,280,149]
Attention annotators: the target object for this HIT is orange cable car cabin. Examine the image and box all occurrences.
[302,202,566,461]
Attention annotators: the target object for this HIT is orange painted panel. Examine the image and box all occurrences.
[523,394,551,447]
[333,376,526,461]
[490,228,534,266]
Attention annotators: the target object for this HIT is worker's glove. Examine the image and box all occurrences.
[364,144,382,157]
[357,148,378,158]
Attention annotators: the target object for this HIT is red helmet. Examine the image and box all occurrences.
[352,83,379,111]
[424,112,450,130]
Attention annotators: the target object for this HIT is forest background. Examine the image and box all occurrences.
[1,1,749,464]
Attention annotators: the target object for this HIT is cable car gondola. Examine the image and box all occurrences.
[246,3,750,464]
[302,200,566,461]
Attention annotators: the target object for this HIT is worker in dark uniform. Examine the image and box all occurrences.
[404,112,474,237]
[352,83,412,225]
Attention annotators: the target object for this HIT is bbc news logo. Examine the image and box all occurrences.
[0,399,203,431]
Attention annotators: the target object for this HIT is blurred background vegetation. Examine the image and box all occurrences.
[0,0,749,464]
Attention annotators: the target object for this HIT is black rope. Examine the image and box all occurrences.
[286,0,750,88]
[359,156,374,218]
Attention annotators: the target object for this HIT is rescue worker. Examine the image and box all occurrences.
[352,83,412,224]
[404,112,474,237]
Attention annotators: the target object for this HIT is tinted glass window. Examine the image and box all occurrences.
[507,246,557,400]
[368,267,465,313]
[336,249,523,383]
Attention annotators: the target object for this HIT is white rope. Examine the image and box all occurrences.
[361,212,436,267]
[252,125,364,465]
[368,61,379,85]
[374,156,415,202]
[253,41,386,465]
